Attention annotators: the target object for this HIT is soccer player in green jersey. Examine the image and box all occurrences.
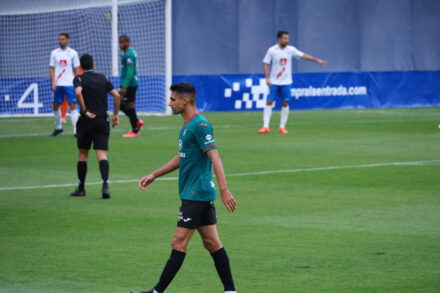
[119,35,144,138]
[131,82,237,293]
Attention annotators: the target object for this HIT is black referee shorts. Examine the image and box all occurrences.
[76,116,110,151]
[177,200,217,229]
[122,86,138,103]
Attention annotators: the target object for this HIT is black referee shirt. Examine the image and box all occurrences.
[73,71,115,118]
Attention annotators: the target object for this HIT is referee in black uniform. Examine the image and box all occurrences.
[70,54,121,199]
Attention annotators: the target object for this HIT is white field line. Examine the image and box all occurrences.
[0,160,439,192]
[0,124,247,138]
[1,118,438,139]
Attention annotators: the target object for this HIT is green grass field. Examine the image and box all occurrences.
[1,108,439,293]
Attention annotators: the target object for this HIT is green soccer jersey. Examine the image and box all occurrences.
[120,47,139,88]
[178,113,218,201]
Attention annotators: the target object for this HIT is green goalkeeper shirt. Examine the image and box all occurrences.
[120,47,139,88]
[178,113,218,202]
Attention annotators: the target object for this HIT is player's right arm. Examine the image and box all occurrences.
[49,51,56,91]
[73,77,95,119]
[49,67,56,91]
[263,63,271,86]
[263,48,272,86]
[138,155,180,191]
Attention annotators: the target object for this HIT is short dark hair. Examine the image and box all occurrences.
[59,32,70,39]
[119,35,130,42]
[170,82,197,104]
[277,31,289,39]
[80,54,94,70]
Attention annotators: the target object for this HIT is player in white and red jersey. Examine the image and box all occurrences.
[49,33,80,136]
[259,31,327,134]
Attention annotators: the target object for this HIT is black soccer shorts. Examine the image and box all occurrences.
[122,86,138,103]
[76,116,110,150]
[177,200,217,229]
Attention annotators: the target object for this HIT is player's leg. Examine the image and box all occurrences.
[61,98,68,124]
[94,118,111,199]
[71,148,88,196]
[127,86,144,132]
[131,201,202,293]
[66,86,79,136]
[121,87,143,137]
[137,227,194,293]
[71,117,93,196]
[51,87,64,136]
[278,85,291,134]
[198,201,236,293]
[258,85,276,133]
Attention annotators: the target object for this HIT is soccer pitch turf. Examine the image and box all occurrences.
[0,108,439,293]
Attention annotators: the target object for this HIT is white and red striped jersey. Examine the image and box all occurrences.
[263,44,304,85]
[49,47,80,86]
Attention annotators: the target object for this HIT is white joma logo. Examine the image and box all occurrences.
[182,218,192,222]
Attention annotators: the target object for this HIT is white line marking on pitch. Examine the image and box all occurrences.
[0,160,438,191]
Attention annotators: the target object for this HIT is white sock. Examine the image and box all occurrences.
[263,105,273,128]
[280,106,290,128]
[225,291,237,293]
[54,109,62,130]
[153,290,159,293]
[70,109,79,134]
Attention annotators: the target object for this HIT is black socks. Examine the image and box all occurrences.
[211,248,236,291]
[154,249,186,293]
[77,161,87,190]
[99,160,109,185]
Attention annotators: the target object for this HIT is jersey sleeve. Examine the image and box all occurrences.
[290,46,304,59]
[195,123,218,153]
[73,76,82,88]
[263,48,272,64]
[72,52,80,67]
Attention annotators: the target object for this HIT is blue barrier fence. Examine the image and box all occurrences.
[0,71,439,115]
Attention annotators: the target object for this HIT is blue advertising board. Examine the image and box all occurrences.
[173,71,440,112]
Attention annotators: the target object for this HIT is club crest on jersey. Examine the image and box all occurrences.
[280,58,287,66]
[59,59,67,67]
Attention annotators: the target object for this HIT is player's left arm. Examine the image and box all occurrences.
[109,89,121,127]
[74,67,81,76]
[106,78,120,127]
[301,53,327,66]
[206,149,237,213]
[73,52,81,76]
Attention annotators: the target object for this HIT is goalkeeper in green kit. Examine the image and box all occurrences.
[119,35,144,138]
